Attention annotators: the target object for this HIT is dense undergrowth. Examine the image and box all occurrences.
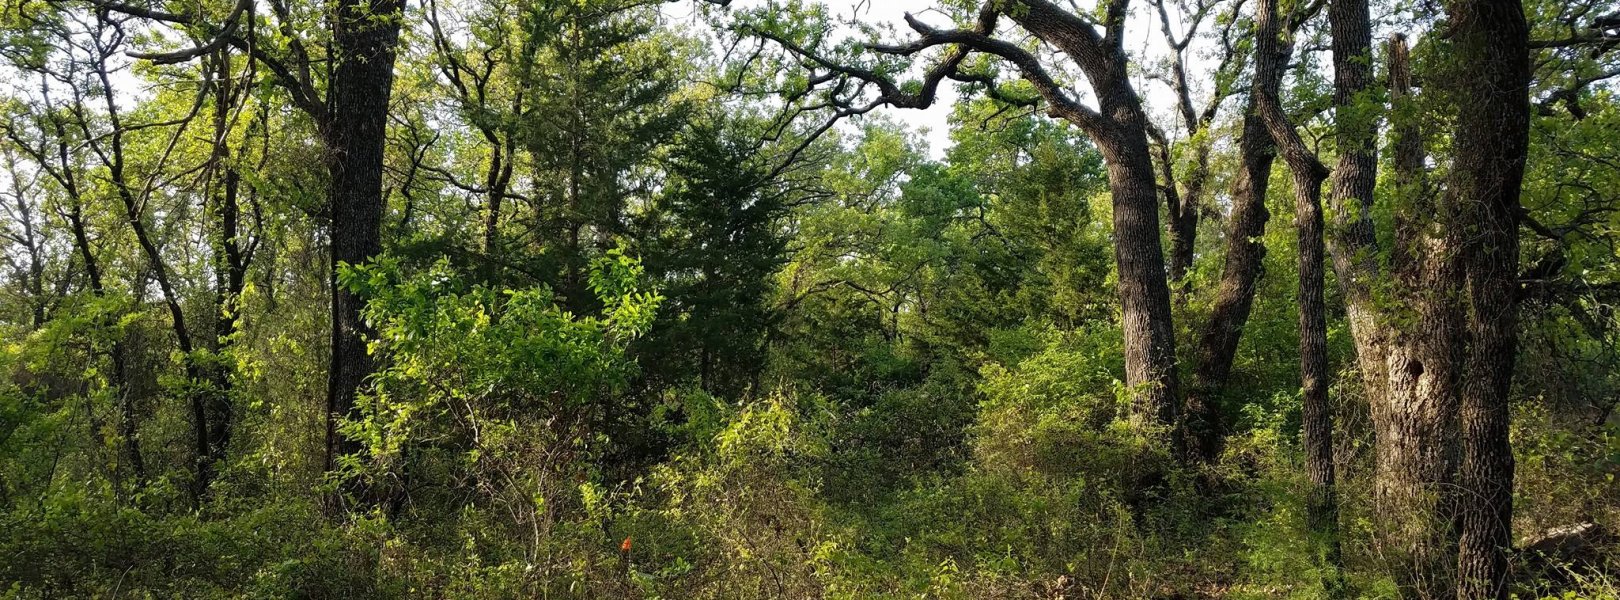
[5,308,1617,598]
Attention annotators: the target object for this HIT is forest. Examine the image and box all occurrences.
[0,0,1617,596]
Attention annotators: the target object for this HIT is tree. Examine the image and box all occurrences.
[1249,0,1343,589]
[319,0,406,483]
[1446,0,1531,594]
[634,119,789,399]
[3,5,234,497]
[95,0,409,485]
[518,0,687,311]
[732,0,1184,442]
[1182,1,1282,462]
[1142,0,1246,296]
[422,0,527,253]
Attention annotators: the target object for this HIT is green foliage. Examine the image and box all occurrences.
[3,0,1619,597]
[631,119,790,399]
[337,252,659,464]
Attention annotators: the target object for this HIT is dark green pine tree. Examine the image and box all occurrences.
[519,0,688,311]
[633,120,788,400]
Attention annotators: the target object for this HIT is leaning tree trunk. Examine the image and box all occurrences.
[324,0,405,477]
[765,0,1187,448]
[1183,71,1280,463]
[1448,0,1530,594]
[1251,0,1344,589]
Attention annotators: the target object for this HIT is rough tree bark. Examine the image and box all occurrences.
[1143,0,1238,297]
[323,0,406,476]
[1182,20,1287,463]
[1323,0,1391,415]
[1306,0,1471,591]
[1447,0,1530,594]
[1001,0,1182,430]
[1160,137,1203,292]
[1377,31,1470,598]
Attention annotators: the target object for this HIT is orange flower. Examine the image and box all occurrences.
[620,536,633,554]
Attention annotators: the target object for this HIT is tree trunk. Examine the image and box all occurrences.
[86,28,213,499]
[31,61,147,491]
[1323,0,1392,430]
[477,95,519,254]
[1251,1,1344,589]
[1164,148,1202,293]
[1297,168,1344,597]
[1005,1,1185,431]
[1448,0,1530,594]
[1151,20,1213,297]
[482,141,510,252]
[1097,118,1185,431]
[1380,30,1474,598]
[1321,0,1472,590]
[5,166,50,330]
[206,50,247,474]
[323,0,405,477]
[1183,83,1279,463]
